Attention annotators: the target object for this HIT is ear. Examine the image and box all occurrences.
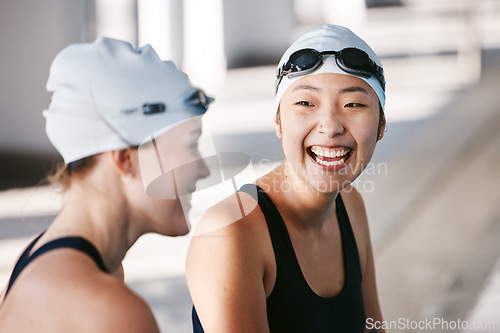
[274,108,282,140]
[109,149,137,178]
[377,114,387,141]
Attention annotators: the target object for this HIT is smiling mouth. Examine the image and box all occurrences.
[308,145,352,167]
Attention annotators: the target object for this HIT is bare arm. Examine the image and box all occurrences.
[341,187,385,333]
[0,286,5,308]
[187,197,271,333]
[361,240,385,333]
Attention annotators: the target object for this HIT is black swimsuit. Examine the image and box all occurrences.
[4,233,108,298]
[192,184,366,332]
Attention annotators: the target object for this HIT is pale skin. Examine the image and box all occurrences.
[0,118,209,332]
[186,73,386,333]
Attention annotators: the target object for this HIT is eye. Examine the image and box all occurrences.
[296,101,314,106]
[344,102,365,108]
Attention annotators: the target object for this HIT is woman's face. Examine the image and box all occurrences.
[135,117,210,236]
[277,73,384,193]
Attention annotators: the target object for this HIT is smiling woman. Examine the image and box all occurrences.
[0,37,211,332]
[187,24,387,333]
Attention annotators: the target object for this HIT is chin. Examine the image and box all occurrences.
[310,180,345,193]
[302,171,352,193]
[166,212,191,237]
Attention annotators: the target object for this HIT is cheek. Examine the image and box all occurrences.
[157,148,199,181]
[174,163,198,189]
[280,114,312,156]
[138,149,162,190]
[161,149,189,171]
[350,115,379,144]
[152,136,196,173]
[139,149,196,199]
[348,118,379,167]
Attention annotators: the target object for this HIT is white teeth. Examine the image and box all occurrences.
[311,145,349,158]
[315,156,345,166]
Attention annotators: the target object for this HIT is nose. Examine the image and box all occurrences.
[198,158,211,180]
[317,111,344,138]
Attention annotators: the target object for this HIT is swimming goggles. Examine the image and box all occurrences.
[141,88,213,116]
[275,47,385,93]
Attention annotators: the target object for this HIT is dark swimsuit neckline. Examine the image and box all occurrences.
[4,232,108,298]
[250,185,352,301]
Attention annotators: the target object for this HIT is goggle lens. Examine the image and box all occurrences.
[339,48,371,72]
[288,49,321,72]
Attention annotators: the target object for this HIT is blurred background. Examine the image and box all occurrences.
[1,0,500,331]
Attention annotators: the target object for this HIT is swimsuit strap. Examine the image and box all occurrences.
[238,184,287,247]
[4,233,108,298]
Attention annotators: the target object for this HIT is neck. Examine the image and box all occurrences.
[260,163,339,231]
[46,178,141,276]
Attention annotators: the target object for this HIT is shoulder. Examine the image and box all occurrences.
[340,184,367,222]
[186,189,273,331]
[339,185,372,273]
[190,186,265,238]
[1,249,158,332]
[339,185,369,235]
[186,188,272,287]
[83,274,159,332]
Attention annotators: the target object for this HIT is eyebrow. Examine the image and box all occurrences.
[292,84,321,93]
[291,85,369,94]
[339,86,368,94]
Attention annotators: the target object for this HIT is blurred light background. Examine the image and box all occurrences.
[1,0,500,331]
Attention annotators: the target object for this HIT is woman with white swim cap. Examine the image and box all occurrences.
[0,37,212,332]
[187,24,386,333]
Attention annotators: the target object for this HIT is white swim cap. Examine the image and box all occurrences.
[275,24,385,110]
[44,37,213,164]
